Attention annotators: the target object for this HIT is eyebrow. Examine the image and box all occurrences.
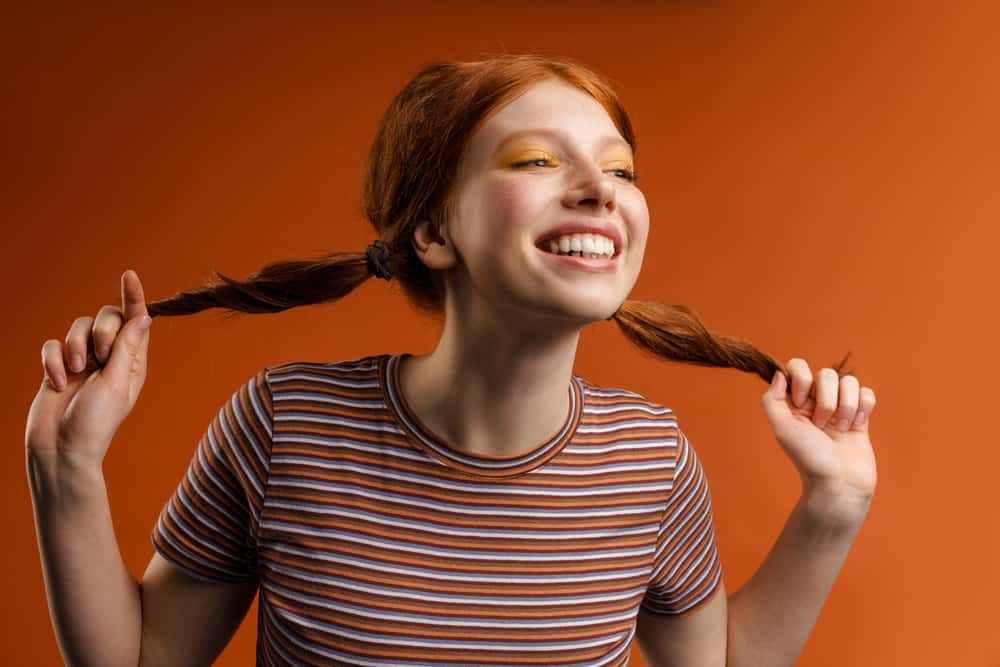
[493,128,632,157]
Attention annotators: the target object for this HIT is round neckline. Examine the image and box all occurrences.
[378,353,584,478]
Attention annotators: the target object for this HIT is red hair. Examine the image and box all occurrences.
[146,54,853,386]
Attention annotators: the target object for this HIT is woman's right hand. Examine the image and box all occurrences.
[25,270,153,470]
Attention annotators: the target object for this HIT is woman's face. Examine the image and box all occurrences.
[437,78,649,327]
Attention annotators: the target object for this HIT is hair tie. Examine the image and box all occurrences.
[365,240,393,281]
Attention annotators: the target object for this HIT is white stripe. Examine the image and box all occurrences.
[265,576,640,628]
[264,500,656,540]
[267,559,644,610]
[534,461,675,475]
[261,520,656,562]
[214,401,265,500]
[562,440,678,455]
[577,421,678,434]
[174,481,244,542]
[266,477,661,518]
[272,602,627,651]
[267,542,649,585]
[585,403,672,415]
[269,437,426,461]
[265,460,672,497]
[273,392,385,409]
[154,517,246,576]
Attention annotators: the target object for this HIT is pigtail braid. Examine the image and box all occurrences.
[611,299,855,386]
[145,251,375,319]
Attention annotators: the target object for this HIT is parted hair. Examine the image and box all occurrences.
[145,54,853,385]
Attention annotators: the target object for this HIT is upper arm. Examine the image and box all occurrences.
[138,552,258,667]
[637,419,727,665]
[636,579,728,667]
[141,369,272,665]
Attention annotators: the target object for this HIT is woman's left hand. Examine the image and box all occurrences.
[760,358,878,527]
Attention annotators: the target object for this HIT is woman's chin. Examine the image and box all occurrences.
[526,295,622,327]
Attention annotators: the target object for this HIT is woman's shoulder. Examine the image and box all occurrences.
[263,352,390,378]
[577,375,677,421]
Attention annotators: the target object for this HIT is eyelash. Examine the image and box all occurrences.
[511,158,639,183]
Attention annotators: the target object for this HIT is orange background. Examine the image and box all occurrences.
[5,3,998,665]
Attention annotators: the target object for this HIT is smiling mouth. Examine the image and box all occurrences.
[534,235,619,260]
[535,246,618,270]
[543,249,614,259]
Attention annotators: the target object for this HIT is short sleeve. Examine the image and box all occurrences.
[641,425,724,616]
[151,368,273,583]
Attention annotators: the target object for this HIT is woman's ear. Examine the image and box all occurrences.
[411,219,458,270]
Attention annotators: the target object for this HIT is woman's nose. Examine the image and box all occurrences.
[562,165,617,213]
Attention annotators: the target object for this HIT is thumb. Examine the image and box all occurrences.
[104,313,152,380]
[760,369,795,428]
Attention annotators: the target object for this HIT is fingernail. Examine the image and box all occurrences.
[137,315,152,332]
[97,345,109,361]
[854,410,866,426]
[71,355,83,372]
[53,374,65,391]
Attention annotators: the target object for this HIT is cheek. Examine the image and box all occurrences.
[486,179,548,230]
[451,178,546,264]
[622,192,650,244]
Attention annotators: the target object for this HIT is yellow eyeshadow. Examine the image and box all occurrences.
[494,146,635,172]
[498,148,558,166]
[602,146,635,169]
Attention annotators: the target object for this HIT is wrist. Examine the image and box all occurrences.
[799,483,873,533]
[26,447,106,503]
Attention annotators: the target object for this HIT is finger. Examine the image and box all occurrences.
[105,310,153,381]
[786,358,812,407]
[64,316,95,373]
[122,270,149,322]
[761,369,793,424]
[123,270,151,363]
[91,305,124,364]
[811,368,840,428]
[853,386,877,429]
[42,339,68,391]
[832,374,860,431]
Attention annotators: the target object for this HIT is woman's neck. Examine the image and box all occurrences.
[398,314,581,459]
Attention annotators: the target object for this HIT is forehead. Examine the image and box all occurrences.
[469,78,625,154]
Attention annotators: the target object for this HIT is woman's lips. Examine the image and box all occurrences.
[536,246,618,272]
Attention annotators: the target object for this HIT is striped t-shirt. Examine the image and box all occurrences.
[151,353,723,666]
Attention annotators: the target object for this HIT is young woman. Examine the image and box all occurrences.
[27,55,877,667]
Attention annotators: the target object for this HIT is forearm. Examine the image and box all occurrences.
[27,448,142,667]
[725,493,869,667]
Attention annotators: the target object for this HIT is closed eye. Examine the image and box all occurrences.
[511,158,639,183]
[607,168,639,183]
[512,158,555,168]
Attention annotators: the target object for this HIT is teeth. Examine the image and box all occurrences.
[542,233,616,259]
